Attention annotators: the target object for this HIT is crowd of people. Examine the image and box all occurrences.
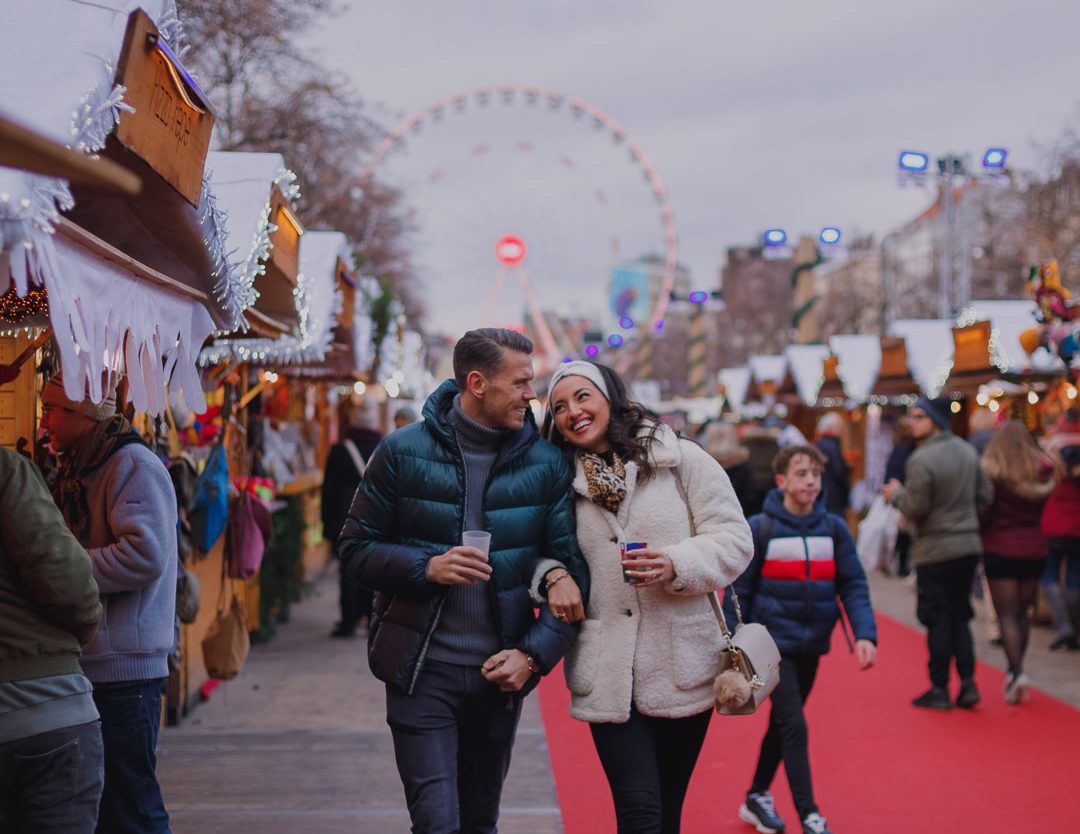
[338,330,881,834]
[4,328,1077,834]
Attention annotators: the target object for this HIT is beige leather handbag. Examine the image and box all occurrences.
[708,592,781,715]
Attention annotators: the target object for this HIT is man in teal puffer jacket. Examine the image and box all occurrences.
[339,328,590,834]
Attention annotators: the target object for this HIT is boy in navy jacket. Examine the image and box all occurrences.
[727,445,877,834]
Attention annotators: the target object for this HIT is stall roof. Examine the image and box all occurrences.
[888,319,954,396]
[830,334,881,402]
[782,344,830,405]
[718,366,753,413]
[199,223,349,369]
[961,299,1066,374]
[0,0,220,413]
[748,354,787,391]
[205,151,300,329]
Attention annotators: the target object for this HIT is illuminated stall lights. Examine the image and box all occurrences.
[353,380,367,396]
[0,287,49,324]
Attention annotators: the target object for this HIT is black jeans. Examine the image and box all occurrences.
[386,660,523,834]
[92,678,170,834]
[589,706,712,834]
[751,654,820,818]
[916,555,978,688]
[0,720,104,833]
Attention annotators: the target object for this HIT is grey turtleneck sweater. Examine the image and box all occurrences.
[427,396,507,665]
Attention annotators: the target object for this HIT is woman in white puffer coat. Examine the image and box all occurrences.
[536,360,753,834]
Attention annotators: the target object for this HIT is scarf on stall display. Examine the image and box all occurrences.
[580,450,627,514]
[51,414,143,544]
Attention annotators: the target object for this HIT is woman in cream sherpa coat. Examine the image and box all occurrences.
[537,360,753,834]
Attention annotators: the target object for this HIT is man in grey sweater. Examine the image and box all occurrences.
[884,395,994,711]
[42,374,177,834]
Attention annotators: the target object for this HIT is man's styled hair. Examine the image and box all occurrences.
[772,444,827,476]
[453,328,534,388]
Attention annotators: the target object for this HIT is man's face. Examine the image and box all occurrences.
[472,349,537,431]
[40,404,94,454]
[907,407,936,440]
[776,453,823,510]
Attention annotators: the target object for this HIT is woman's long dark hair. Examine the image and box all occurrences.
[542,362,663,481]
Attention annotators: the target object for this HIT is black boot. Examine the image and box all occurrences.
[956,678,980,709]
[912,686,952,710]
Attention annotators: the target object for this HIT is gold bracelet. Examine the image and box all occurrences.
[544,571,571,593]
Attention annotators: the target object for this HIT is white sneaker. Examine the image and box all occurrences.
[1004,672,1030,704]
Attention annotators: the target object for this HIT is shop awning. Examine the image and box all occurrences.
[718,366,753,414]
[780,344,829,405]
[942,301,1066,396]
[200,153,348,368]
[829,334,881,403]
[871,336,921,399]
[748,354,787,402]
[887,319,954,397]
[0,1,227,413]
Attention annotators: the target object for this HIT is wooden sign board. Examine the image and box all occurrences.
[269,197,302,281]
[115,8,214,206]
[952,321,992,373]
[335,258,356,331]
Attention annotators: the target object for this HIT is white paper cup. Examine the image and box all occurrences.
[462,530,491,558]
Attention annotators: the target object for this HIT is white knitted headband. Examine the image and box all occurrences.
[546,361,610,402]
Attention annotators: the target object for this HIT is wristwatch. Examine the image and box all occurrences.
[525,654,540,675]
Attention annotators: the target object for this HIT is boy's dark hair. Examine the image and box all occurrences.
[452,328,534,388]
[772,444,827,476]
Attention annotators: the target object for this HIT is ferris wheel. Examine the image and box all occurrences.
[361,85,679,360]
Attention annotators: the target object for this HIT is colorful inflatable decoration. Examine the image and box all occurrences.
[1022,258,1080,377]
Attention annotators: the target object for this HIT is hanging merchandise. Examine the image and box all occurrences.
[188,442,229,554]
[201,596,250,681]
[226,488,273,580]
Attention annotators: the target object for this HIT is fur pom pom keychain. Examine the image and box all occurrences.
[714,668,752,710]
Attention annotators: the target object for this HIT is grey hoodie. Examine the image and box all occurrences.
[78,442,178,683]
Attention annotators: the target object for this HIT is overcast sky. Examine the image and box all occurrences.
[309,0,1080,337]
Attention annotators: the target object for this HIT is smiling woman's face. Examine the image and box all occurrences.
[549,376,611,453]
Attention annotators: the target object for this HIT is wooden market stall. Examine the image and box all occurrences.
[1,2,225,454]
[173,151,312,720]
[941,301,1070,434]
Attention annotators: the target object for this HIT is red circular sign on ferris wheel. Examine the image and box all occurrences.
[494,234,527,266]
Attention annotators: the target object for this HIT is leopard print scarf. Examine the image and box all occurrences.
[580,450,627,514]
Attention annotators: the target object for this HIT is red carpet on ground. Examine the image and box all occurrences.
[538,614,1079,834]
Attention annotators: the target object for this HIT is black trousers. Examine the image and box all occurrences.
[750,654,820,818]
[916,555,978,688]
[589,706,712,834]
[386,660,523,834]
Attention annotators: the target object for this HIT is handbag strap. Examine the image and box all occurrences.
[343,439,367,478]
[670,448,745,638]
